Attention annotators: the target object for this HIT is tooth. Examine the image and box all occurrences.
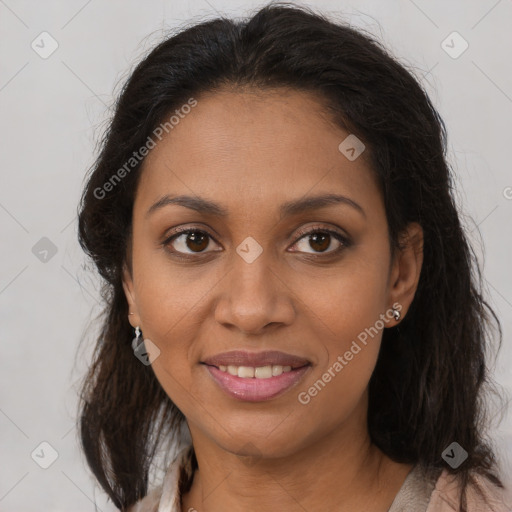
[272,365,283,376]
[217,364,296,377]
[254,365,273,379]
[238,366,255,378]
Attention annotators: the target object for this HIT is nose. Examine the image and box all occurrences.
[214,252,296,336]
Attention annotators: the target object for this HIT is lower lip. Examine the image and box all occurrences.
[203,364,311,402]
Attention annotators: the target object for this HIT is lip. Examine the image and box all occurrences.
[201,350,311,369]
[203,364,311,402]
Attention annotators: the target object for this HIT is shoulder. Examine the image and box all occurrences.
[427,469,512,512]
[126,443,194,512]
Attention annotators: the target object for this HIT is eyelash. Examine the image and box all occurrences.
[162,225,351,260]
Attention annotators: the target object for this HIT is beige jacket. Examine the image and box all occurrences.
[128,444,512,512]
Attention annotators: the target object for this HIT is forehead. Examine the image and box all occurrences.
[136,87,380,216]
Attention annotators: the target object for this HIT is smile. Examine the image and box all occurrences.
[202,363,311,402]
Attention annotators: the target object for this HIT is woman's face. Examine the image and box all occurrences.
[123,87,423,459]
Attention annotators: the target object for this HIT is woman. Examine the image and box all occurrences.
[76,3,511,511]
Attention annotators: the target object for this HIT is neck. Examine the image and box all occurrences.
[181,400,412,512]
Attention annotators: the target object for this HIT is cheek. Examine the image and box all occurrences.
[294,245,389,343]
[132,241,208,338]
[293,247,389,409]
[296,296,384,427]
[130,245,220,411]
[302,302,383,407]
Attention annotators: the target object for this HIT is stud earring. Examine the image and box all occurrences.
[392,308,401,321]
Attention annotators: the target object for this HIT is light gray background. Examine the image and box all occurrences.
[1,0,511,510]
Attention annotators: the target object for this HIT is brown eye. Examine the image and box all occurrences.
[307,232,331,252]
[291,228,349,255]
[165,229,219,255]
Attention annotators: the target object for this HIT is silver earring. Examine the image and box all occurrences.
[392,308,401,321]
[132,326,142,350]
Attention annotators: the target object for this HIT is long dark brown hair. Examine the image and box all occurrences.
[76,3,507,510]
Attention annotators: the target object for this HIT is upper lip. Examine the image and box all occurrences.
[202,350,311,369]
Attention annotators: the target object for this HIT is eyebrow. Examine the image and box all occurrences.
[146,193,366,219]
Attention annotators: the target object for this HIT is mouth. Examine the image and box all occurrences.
[200,350,312,402]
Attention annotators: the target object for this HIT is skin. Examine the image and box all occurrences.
[123,86,424,512]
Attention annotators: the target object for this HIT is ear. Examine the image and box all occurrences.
[387,222,424,324]
[122,263,141,329]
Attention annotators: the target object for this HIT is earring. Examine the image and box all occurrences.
[392,308,401,321]
[132,325,142,351]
